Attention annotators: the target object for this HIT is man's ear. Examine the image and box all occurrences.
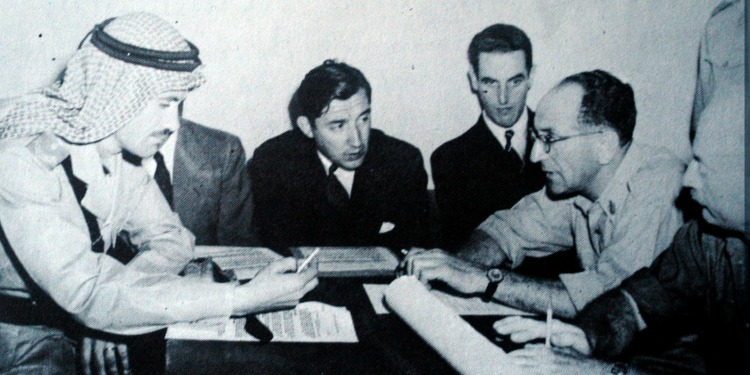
[296,116,314,139]
[468,67,479,93]
[527,65,535,90]
[595,130,620,165]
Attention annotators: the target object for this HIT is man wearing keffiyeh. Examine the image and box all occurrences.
[0,13,318,374]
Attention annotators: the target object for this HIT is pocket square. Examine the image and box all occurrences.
[379,222,395,234]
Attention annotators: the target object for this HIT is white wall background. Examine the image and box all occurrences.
[0,1,719,183]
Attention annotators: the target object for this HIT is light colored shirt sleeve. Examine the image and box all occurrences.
[0,147,234,335]
[476,189,575,268]
[559,183,683,311]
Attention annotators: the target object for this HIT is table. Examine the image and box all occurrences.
[165,277,525,374]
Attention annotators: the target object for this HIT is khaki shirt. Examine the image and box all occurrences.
[477,143,685,310]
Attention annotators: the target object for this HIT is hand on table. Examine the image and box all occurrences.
[232,257,319,315]
[399,248,486,295]
[493,316,591,355]
[507,344,612,375]
[79,336,131,375]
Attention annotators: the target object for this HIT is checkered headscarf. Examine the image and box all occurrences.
[0,12,204,143]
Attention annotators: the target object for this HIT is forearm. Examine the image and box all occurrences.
[456,230,507,267]
[492,270,577,318]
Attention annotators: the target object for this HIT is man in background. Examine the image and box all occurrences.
[431,24,545,249]
[137,105,257,246]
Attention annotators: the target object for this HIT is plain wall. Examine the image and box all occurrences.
[0,1,720,184]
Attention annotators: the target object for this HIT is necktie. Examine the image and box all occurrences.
[154,151,174,208]
[504,130,515,153]
[325,164,349,210]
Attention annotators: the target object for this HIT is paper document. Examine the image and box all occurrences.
[384,276,519,375]
[364,284,531,316]
[292,247,399,277]
[166,302,358,343]
[194,246,282,280]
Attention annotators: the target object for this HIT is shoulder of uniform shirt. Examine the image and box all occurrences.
[626,144,685,200]
[0,134,67,204]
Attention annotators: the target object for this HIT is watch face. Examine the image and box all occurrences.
[487,268,503,282]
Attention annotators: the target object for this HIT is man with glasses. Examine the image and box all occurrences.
[404,70,684,318]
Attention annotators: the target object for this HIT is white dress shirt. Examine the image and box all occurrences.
[484,109,528,157]
[317,151,355,196]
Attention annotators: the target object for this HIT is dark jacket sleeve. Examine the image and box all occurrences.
[217,136,258,246]
[391,148,430,248]
[430,147,479,249]
[576,223,706,359]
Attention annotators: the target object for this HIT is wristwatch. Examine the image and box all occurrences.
[481,268,504,302]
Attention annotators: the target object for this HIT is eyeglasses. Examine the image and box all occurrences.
[530,127,605,153]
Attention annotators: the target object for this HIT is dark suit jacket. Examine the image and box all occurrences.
[173,120,257,246]
[431,110,545,249]
[249,129,429,249]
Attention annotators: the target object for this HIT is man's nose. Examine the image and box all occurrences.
[682,160,700,190]
[497,83,509,105]
[347,124,363,148]
[530,139,547,163]
[164,104,181,133]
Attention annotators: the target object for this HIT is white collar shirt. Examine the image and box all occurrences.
[484,109,528,157]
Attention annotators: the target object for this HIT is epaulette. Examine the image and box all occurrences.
[711,0,737,17]
[26,132,69,170]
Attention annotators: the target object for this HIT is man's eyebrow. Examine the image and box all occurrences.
[508,73,527,81]
[359,108,371,117]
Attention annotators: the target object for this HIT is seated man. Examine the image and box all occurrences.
[495,84,745,375]
[404,70,684,318]
[0,13,317,374]
[431,24,545,249]
[250,60,430,249]
[138,109,257,246]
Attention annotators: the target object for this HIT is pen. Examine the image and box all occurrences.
[297,247,320,273]
[545,297,553,348]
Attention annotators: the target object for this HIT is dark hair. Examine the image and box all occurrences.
[297,60,371,123]
[468,24,532,73]
[560,70,636,145]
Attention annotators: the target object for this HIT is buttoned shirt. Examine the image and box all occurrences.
[483,109,528,157]
[318,151,355,196]
[476,143,684,310]
[0,133,234,335]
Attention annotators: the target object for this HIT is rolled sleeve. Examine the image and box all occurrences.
[477,189,574,268]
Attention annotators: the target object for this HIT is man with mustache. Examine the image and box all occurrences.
[0,13,318,374]
[250,60,430,249]
[404,70,684,319]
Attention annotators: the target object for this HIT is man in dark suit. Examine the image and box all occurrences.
[140,116,257,246]
[250,60,429,249]
[431,24,545,249]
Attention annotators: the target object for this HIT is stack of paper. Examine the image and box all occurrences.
[194,246,282,280]
[292,247,399,277]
